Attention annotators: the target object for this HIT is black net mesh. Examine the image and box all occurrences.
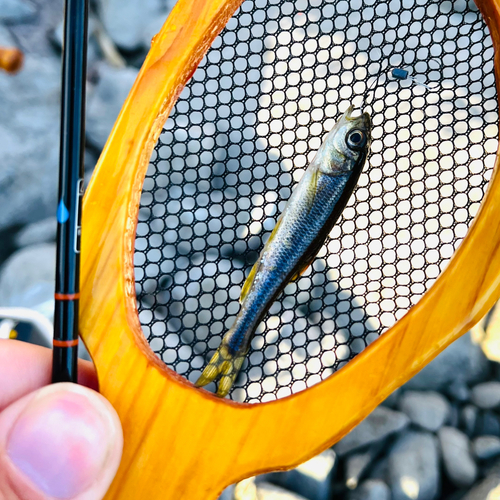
[134,0,498,403]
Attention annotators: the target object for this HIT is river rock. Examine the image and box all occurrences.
[348,480,391,500]
[257,482,308,500]
[345,444,383,490]
[461,405,479,437]
[98,0,174,51]
[438,426,477,488]
[462,463,500,500]
[14,217,57,248]
[335,407,410,456]
[264,450,336,500]
[473,436,500,461]
[471,382,500,410]
[447,380,471,402]
[0,54,61,231]
[388,430,440,500]
[0,0,36,23]
[476,411,500,437]
[86,62,139,150]
[405,332,490,390]
[0,243,55,318]
[380,388,401,409]
[398,390,450,432]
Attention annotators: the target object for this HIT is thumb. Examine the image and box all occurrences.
[0,383,123,500]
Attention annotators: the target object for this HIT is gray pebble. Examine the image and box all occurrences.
[405,333,490,391]
[438,426,477,488]
[335,407,410,456]
[348,480,391,500]
[476,411,500,437]
[461,405,479,437]
[0,0,36,23]
[388,430,440,500]
[86,62,139,150]
[345,444,383,490]
[471,382,500,410]
[380,388,401,409]
[257,482,309,500]
[398,390,450,432]
[14,217,57,248]
[447,380,471,402]
[0,244,55,315]
[0,55,61,231]
[461,463,500,500]
[473,436,500,460]
[98,0,174,51]
[264,450,336,500]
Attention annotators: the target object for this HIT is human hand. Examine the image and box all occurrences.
[0,339,123,500]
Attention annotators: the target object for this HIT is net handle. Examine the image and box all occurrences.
[80,0,500,498]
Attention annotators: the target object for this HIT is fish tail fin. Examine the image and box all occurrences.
[195,342,246,397]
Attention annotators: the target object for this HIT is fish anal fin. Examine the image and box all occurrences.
[240,260,259,303]
[240,216,283,303]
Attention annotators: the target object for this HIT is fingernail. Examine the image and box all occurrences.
[6,384,117,499]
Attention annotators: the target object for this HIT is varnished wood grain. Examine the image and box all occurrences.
[80,0,500,498]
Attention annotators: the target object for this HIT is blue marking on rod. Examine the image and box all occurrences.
[392,68,409,80]
[57,199,70,223]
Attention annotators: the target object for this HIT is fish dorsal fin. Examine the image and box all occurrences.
[239,217,283,303]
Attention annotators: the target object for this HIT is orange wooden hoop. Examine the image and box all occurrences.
[81,0,500,498]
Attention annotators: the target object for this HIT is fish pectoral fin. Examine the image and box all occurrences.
[195,343,246,397]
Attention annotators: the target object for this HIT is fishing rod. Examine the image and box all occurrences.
[52,0,89,383]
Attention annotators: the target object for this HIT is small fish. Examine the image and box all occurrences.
[195,105,372,397]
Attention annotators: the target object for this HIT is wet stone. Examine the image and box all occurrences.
[388,430,440,500]
[473,436,500,461]
[471,382,500,410]
[438,426,478,489]
[398,390,451,432]
[335,407,409,457]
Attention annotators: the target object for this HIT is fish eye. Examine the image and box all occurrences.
[346,129,367,151]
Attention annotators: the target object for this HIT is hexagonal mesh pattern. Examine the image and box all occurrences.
[134,0,498,403]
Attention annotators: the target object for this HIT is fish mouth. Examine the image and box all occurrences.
[343,105,371,131]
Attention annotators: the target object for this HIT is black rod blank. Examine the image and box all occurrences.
[52,0,89,383]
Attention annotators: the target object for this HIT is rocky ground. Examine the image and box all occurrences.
[2,1,500,500]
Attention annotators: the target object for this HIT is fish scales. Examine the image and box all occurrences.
[227,173,351,354]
